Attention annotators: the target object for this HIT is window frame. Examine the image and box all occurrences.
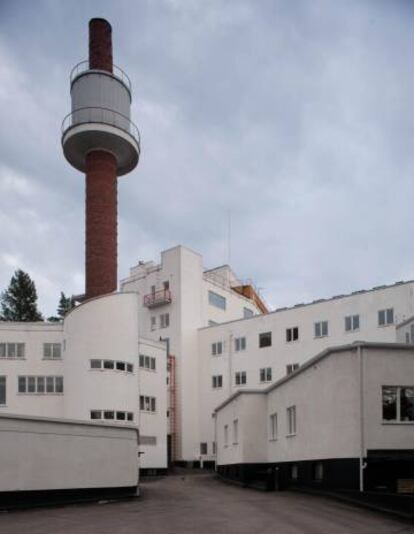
[314,320,328,338]
[259,332,272,348]
[287,405,297,436]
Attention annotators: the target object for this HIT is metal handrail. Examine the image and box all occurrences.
[61,106,140,145]
[70,60,132,92]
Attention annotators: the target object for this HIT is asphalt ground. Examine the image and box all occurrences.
[1,471,413,534]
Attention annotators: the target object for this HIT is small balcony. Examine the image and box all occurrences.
[143,289,172,308]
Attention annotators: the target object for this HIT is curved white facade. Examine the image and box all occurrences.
[63,292,139,421]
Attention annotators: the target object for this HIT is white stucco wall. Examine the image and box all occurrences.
[0,414,139,492]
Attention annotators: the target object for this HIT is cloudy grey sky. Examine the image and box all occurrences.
[1,0,414,317]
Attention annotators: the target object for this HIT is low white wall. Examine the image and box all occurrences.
[0,414,139,492]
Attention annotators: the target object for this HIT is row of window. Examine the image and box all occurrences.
[211,308,395,353]
[18,375,64,394]
[90,359,134,373]
[90,410,134,421]
[0,343,62,360]
[140,395,157,413]
[139,354,156,371]
[212,365,299,388]
[151,313,170,330]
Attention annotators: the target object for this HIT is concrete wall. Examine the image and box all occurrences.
[0,413,138,492]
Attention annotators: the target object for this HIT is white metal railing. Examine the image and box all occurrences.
[61,106,140,145]
[70,60,132,92]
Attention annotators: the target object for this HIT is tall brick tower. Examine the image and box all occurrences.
[62,18,140,300]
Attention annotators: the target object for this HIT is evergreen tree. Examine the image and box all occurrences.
[57,292,73,318]
[47,292,73,322]
[0,269,43,321]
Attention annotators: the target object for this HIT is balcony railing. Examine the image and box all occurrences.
[143,289,172,308]
[70,60,132,92]
[61,106,140,146]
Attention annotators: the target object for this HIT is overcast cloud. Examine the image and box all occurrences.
[1,0,414,317]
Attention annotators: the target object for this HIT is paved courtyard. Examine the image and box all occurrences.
[1,471,414,534]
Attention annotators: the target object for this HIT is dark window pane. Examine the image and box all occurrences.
[91,359,101,369]
[104,411,114,419]
[400,387,414,421]
[382,386,397,420]
[127,363,133,373]
[259,332,272,348]
[104,360,114,369]
[0,376,6,404]
[37,376,45,393]
[116,361,125,371]
[28,376,36,393]
[55,376,64,393]
[91,410,101,419]
[46,376,54,393]
[116,411,126,421]
[18,376,26,393]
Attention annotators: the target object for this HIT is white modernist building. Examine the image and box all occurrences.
[214,342,414,493]
[0,292,168,473]
[1,244,414,488]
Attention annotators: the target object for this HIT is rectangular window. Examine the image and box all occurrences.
[116,361,126,371]
[260,367,272,382]
[224,424,229,447]
[314,321,328,338]
[382,386,414,422]
[18,376,26,393]
[0,376,6,405]
[160,313,170,328]
[212,375,223,389]
[139,395,157,413]
[235,371,247,385]
[270,413,278,440]
[378,308,394,326]
[212,441,216,455]
[55,376,64,393]
[103,360,114,370]
[116,411,126,421]
[234,337,246,352]
[43,343,62,359]
[208,290,226,310]
[243,307,254,318]
[90,359,102,369]
[286,363,299,375]
[46,376,54,393]
[37,376,45,393]
[212,342,223,356]
[163,280,170,291]
[345,315,360,332]
[0,343,25,359]
[287,406,297,435]
[233,419,239,444]
[28,376,36,393]
[127,412,134,421]
[151,316,156,330]
[259,332,272,348]
[200,442,208,455]
[90,410,102,420]
[286,327,299,342]
[104,410,114,420]
[139,355,156,370]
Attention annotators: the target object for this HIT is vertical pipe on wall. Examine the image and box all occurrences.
[358,344,365,492]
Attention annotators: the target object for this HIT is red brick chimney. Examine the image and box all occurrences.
[85,18,117,299]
